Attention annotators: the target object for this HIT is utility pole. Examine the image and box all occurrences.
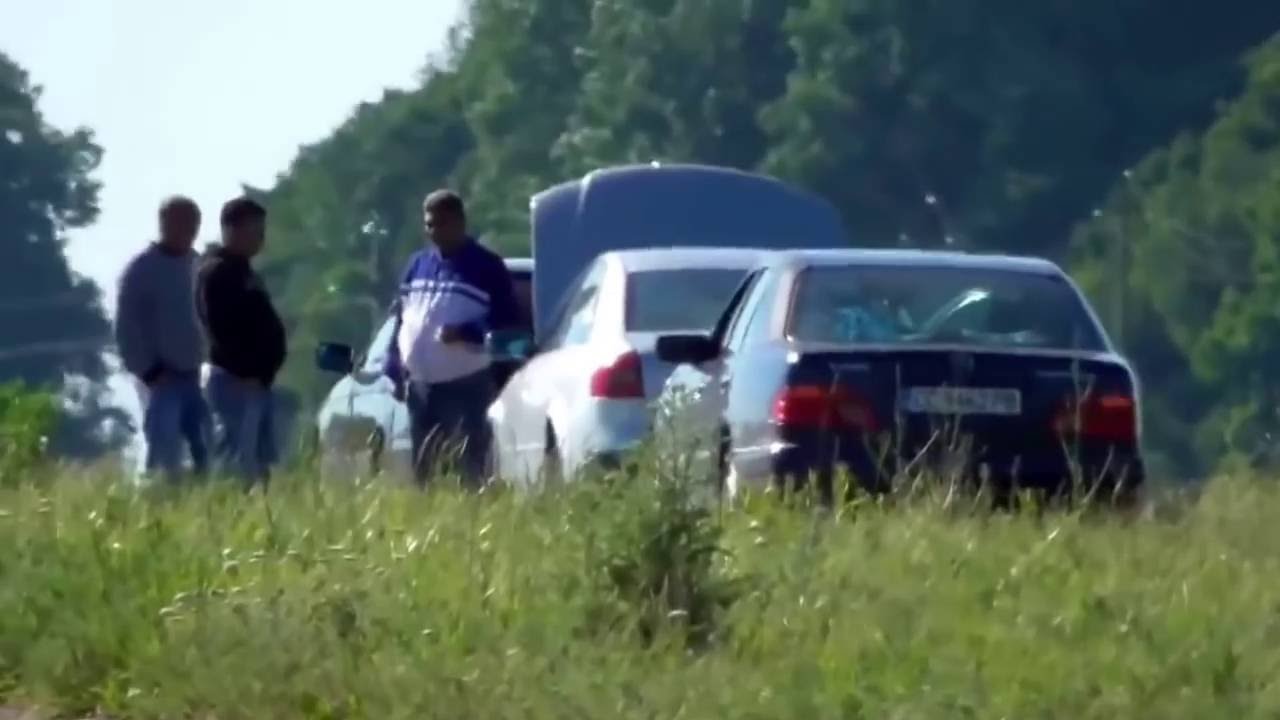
[361,215,390,330]
[1113,212,1127,350]
[1112,169,1137,351]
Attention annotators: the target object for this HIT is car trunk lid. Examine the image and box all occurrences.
[781,345,1139,456]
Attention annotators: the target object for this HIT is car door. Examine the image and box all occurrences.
[317,313,407,458]
[490,258,608,483]
[660,269,764,454]
[719,268,787,477]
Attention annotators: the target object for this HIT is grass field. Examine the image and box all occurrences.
[1,457,1278,718]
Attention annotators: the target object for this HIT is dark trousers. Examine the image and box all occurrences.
[406,369,495,489]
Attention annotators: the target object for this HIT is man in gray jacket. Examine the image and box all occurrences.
[114,196,209,480]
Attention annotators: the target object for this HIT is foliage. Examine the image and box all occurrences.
[584,450,744,649]
[0,52,130,459]
[1,469,1279,716]
[1071,37,1280,476]
[0,383,57,485]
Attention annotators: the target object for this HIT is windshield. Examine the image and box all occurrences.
[625,268,751,332]
[510,271,533,332]
[787,265,1108,352]
[361,314,397,372]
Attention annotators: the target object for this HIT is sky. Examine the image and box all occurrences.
[1,0,463,454]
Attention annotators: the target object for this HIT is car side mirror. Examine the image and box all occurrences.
[656,333,720,365]
[486,328,535,362]
[315,341,356,374]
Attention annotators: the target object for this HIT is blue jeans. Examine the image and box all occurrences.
[206,368,276,486]
[142,373,209,481]
[407,369,495,489]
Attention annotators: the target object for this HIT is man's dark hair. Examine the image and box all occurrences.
[424,189,466,220]
[220,196,267,228]
[159,195,200,219]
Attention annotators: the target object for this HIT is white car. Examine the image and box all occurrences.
[313,257,533,478]
[486,248,768,486]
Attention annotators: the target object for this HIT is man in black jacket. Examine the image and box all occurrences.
[196,197,287,485]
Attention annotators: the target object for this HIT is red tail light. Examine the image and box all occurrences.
[1053,392,1137,444]
[771,384,879,432]
[590,351,645,399]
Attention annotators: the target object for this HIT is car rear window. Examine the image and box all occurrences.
[787,265,1108,352]
[510,272,533,331]
[625,268,750,332]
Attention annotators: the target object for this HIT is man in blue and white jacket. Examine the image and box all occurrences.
[383,189,521,488]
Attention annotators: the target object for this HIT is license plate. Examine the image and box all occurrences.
[901,387,1022,416]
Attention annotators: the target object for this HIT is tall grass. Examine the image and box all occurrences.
[2,457,1278,718]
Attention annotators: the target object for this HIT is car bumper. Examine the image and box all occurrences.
[735,429,1145,501]
[559,399,653,475]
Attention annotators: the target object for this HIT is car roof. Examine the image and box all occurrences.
[766,248,1066,276]
[605,246,772,272]
[527,163,847,335]
[504,256,533,274]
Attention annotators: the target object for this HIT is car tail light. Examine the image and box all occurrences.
[771,384,878,432]
[1053,392,1136,444]
[590,351,645,399]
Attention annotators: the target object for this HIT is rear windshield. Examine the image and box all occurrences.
[787,265,1108,352]
[510,272,533,331]
[626,268,750,332]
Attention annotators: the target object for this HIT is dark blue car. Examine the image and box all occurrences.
[654,249,1145,506]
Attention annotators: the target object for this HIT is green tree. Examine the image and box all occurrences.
[0,381,58,484]
[0,52,130,459]
[451,0,593,250]
[1072,37,1280,474]
[554,0,797,175]
[761,0,1280,255]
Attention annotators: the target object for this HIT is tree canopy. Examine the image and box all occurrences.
[249,4,1280,475]
[0,52,129,459]
[1072,38,1280,476]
